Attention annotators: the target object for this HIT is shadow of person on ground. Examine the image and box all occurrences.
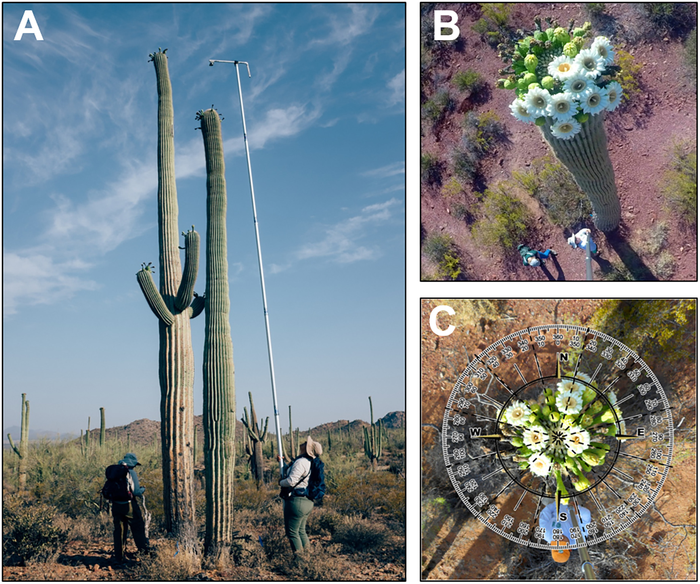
[548,254,566,281]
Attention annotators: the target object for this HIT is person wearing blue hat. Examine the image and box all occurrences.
[111,453,150,564]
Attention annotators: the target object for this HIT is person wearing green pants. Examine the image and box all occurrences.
[279,436,323,554]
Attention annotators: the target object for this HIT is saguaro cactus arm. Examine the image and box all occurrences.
[137,263,175,325]
[175,227,200,312]
[7,434,21,457]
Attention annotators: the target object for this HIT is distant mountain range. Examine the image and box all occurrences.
[3,411,405,448]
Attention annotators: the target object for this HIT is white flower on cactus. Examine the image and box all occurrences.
[564,73,592,98]
[510,98,535,123]
[524,87,551,117]
[550,118,582,140]
[591,36,615,66]
[522,425,550,451]
[556,388,585,413]
[605,81,623,112]
[528,452,553,477]
[548,55,580,80]
[580,86,610,115]
[575,49,606,78]
[563,425,590,454]
[547,91,576,121]
[556,378,586,395]
[503,400,532,426]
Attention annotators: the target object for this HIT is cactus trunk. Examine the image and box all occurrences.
[540,113,620,232]
[363,396,383,471]
[241,392,269,489]
[137,50,201,538]
[199,108,236,553]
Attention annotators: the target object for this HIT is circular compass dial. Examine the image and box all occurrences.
[442,325,674,551]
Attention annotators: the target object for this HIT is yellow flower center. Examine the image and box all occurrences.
[558,63,571,73]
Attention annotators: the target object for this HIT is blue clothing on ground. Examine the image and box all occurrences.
[539,503,591,543]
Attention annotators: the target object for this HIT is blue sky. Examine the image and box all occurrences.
[3,3,405,437]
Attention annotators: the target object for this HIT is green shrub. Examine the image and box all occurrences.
[642,3,695,36]
[654,251,676,279]
[441,177,462,198]
[471,183,532,251]
[452,69,485,95]
[513,157,592,229]
[639,221,669,255]
[616,49,643,103]
[330,471,405,524]
[472,3,512,47]
[452,111,506,183]
[422,89,455,128]
[662,141,697,230]
[423,233,453,264]
[3,496,68,566]
[586,3,607,16]
[438,252,462,280]
[685,27,697,79]
[421,152,441,186]
[450,201,473,223]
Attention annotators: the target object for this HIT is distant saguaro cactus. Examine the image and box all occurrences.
[99,407,106,447]
[198,108,236,553]
[137,49,202,537]
[241,392,269,488]
[363,396,383,471]
[283,405,298,463]
[7,393,29,490]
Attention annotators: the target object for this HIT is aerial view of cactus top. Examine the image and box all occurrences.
[421,3,697,281]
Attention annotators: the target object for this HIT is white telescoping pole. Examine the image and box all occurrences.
[209,59,285,476]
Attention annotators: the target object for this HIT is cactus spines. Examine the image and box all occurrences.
[199,108,236,552]
[540,110,620,232]
[7,393,29,489]
[100,407,106,447]
[241,392,269,488]
[363,396,383,471]
[138,49,200,537]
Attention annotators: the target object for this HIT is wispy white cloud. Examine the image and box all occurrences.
[271,198,401,273]
[362,161,405,179]
[3,251,99,315]
[387,69,405,107]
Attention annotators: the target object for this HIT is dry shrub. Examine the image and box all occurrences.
[134,540,202,580]
[3,495,68,566]
[330,470,405,524]
[308,507,344,536]
[332,516,390,552]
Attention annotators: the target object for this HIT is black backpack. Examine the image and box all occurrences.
[306,457,326,503]
[102,464,133,502]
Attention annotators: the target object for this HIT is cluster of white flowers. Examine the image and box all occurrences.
[509,37,622,140]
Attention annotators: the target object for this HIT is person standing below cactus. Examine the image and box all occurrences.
[568,228,598,254]
[518,243,557,267]
[111,453,150,564]
[277,437,323,559]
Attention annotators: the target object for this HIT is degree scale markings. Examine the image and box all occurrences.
[441,324,674,551]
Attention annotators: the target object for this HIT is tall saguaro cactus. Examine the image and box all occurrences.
[241,392,269,488]
[363,396,383,471]
[540,113,620,232]
[198,108,236,553]
[137,49,202,537]
[7,393,29,490]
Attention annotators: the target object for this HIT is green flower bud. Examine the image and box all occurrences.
[503,79,516,90]
[590,442,611,451]
[525,54,538,72]
[580,414,594,427]
[534,30,548,42]
[587,400,603,414]
[573,35,585,49]
[518,38,531,57]
[600,409,615,423]
[572,27,586,37]
[517,77,530,90]
[581,387,597,405]
[497,78,507,89]
[523,72,538,85]
[575,112,590,123]
[527,413,538,424]
[564,415,577,425]
[545,27,555,41]
[554,27,569,44]
[549,411,560,423]
[530,403,540,414]
[573,475,591,491]
[541,76,555,90]
[563,42,578,57]
[519,461,529,469]
[541,404,551,417]
[511,436,524,447]
[528,82,541,91]
[581,450,603,466]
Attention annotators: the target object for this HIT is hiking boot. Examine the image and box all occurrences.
[550,250,558,256]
